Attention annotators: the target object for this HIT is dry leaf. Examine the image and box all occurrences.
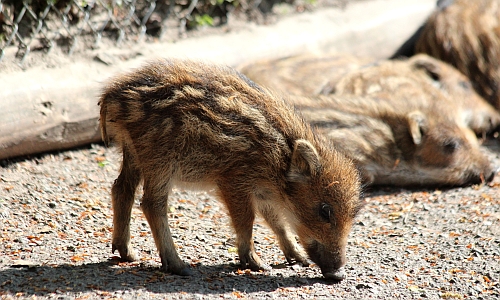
[232,291,244,298]
[70,255,85,262]
[441,292,464,299]
[408,285,419,292]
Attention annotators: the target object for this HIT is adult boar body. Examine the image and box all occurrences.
[393,0,500,110]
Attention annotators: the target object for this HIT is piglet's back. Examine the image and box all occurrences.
[99,59,330,180]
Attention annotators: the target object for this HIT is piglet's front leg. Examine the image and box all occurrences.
[217,186,271,271]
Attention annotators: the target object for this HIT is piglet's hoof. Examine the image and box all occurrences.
[175,267,194,276]
[245,262,272,272]
[286,255,311,267]
[112,244,138,262]
[164,264,194,276]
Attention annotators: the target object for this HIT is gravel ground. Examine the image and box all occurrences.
[1,139,499,299]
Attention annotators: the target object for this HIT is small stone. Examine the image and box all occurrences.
[356,283,374,289]
[291,264,301,271]
[38,226,53,234]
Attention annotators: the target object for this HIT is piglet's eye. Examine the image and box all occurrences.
[458,81,472,90]
[319,203,332,222]
[443,140,460,154]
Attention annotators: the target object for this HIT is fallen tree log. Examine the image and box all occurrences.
[0,80,101,160]
[0,0,435,160]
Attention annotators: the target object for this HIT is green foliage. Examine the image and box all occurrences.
[213,0,237,5]
[0,0,298,35]
[97,161,109,168]
[186,0,243,29]
[194,14,214,27]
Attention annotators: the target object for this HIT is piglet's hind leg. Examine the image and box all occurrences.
[111,146,141,262]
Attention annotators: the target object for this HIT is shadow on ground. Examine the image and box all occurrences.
[0,260,331,297]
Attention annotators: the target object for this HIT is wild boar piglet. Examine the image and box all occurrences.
[240,53,373,96]
[99,59,363,280]
[294,94,496,187]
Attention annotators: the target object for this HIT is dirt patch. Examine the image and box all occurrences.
[0,141,499,299]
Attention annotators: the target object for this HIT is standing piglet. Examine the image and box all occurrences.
[99,59,362,280]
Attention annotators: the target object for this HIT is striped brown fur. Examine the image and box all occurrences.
[240,53,373,97]
[334,55,500,136]
[414,0,500,110]
[292,93,495,187]
[99,59,362,280]
[242,54,497,186]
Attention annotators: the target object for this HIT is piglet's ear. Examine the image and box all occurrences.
[288,139,321,182]
[410,55,442,82]
[407,111,428,145]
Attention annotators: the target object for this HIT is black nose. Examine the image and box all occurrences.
[485,169,496,183]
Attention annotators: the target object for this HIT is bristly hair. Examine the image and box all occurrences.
[352,183,367,218]
[352,198,366,219]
